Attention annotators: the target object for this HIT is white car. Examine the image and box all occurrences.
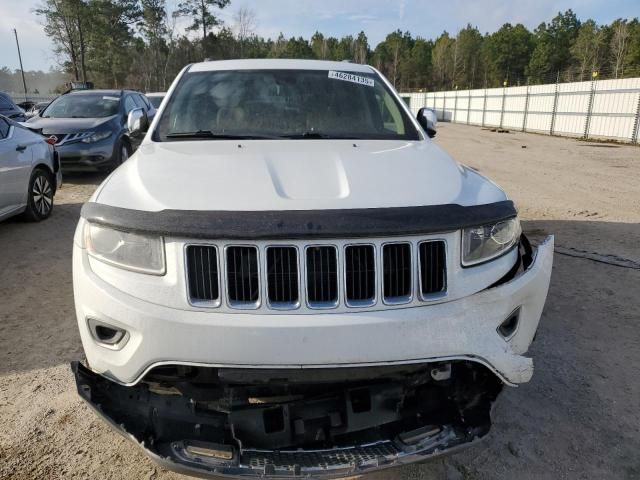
[72,59,553,479]
[0,115,61,222]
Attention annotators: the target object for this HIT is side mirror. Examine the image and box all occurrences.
[417,108,437,138]
[127,108,148,137]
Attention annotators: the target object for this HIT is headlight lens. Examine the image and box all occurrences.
[462,217,521,266]
[81,130,112,143]
[85,223,165,275]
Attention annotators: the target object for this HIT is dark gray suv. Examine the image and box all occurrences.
[25,89,155,171]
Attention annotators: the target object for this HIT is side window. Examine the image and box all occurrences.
[373,91,406,135]
[0,117,10,139]
[0,96,12,108]
[123,95,137,114]
[139,94,152,110]
[132,94,146,111]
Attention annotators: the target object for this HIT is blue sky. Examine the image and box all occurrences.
[1,0,638,71]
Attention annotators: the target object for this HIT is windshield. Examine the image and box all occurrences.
[148,96,164,108]
[154,69,420,141]
[42,94,120,118]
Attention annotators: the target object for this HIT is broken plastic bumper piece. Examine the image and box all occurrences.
[72,360,502,478]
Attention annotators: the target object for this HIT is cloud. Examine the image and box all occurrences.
[348,14,378,22]
[399,0,407,23]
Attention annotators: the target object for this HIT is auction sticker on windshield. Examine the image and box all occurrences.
[328,70,374,87]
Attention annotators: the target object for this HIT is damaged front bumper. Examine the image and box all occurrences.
[72,236,553,478]
[72,359,502,479]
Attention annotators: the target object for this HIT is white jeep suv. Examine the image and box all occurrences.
[72,59,553,479]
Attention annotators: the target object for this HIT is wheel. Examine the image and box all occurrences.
[116,139,130,166]
[22,168,54,222]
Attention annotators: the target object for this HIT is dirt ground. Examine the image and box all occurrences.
[1,123,639,480]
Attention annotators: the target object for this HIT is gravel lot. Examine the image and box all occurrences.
[1,123,639,479]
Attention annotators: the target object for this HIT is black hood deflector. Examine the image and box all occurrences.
[81,200,516,240]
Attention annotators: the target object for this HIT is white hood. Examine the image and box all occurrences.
[94,139,507,212]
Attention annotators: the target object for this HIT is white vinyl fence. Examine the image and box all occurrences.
[7,93,58,104]
[402,77,640,144]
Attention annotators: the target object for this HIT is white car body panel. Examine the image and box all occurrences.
[95,140,506,212]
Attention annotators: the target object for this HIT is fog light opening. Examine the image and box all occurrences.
[498,308,520,340]
[87,318,129,349]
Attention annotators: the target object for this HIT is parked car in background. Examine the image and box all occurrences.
[145,92,165,109]
[72,59,553,479]
[24,89,156,171]
[25,101,53,119]
[0,115,61,222]
[0,92,27,122]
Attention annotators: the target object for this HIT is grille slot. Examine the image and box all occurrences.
[266,247,299,308]
[226,246,260,307]
[419,241,447,296]
[306,246,338,308]
[345,245,376,306]
[383,243,412,303]
[186,245,220,305]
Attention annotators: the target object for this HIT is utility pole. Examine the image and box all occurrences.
[13,29,28,102]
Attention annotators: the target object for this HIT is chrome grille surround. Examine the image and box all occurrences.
[225,245,261,309]
[304,245,339,309]
[343,243,377,308]
[382,241,413,305]
[418,240,448,301]
[184,245,221,307]
[184,235,451,313]
[265,246,301,310]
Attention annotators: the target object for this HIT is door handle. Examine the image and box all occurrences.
[16,145,27,152]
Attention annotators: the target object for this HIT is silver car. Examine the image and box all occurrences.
[0,115,61,222]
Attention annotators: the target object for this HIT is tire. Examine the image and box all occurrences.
[116,139,130,166]
[22,168,54,222]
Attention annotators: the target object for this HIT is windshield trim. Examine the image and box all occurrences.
[152,68,421,143]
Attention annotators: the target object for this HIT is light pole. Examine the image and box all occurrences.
[13,28,28,102]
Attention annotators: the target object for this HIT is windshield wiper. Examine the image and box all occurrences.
[165,131,277,140]
[278,132,355,139]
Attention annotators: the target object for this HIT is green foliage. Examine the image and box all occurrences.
[174,0,229,42]
[27,3,640,93]
[527,10,581,82]
[484,23,534,86]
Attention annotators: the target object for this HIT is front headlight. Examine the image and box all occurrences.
[85,223,165,275]
[81,130,112,143]
[461,217,521,266]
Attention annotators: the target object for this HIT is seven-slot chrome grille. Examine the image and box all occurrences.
[186,240,447,310]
